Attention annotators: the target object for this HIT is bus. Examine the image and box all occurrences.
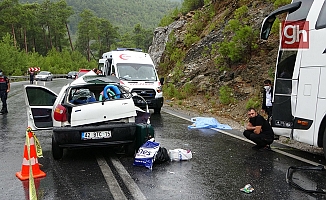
[260,0,326,158]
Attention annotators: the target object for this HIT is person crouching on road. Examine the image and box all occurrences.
[0,69,10,114]
[243,108,274,150]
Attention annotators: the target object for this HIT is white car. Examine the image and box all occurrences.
[24,71,146,160]
[35,71,53,81]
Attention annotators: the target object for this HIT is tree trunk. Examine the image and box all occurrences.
[43,27,48,51]
[98,34,102,58]
[66,23,74,51]
[87,36,90,62]
[24,28,28,53]
[48,25,53,48]
[11,24,17,48]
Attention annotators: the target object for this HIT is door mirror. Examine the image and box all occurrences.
[159,77,164,85]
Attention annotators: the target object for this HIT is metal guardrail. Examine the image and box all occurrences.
[8,74,67,82]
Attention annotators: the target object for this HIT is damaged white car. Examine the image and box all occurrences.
[24,71,149,160]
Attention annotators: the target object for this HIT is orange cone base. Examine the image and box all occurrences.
[15,170,46,181]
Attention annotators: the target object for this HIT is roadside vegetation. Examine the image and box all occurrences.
[161,0,291,114]
[0,0,180,75]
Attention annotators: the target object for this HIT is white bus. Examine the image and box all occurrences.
[260,0,326,158]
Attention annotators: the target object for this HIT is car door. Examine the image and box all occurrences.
[23,85,57,130]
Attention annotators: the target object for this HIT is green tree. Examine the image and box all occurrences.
[181,0,204,14]
[75,9,98,61]
[96,18,118,57]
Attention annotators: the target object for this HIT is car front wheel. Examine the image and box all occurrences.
[52,134,63,160]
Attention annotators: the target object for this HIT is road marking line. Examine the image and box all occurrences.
[110,157,147,200]
[163,109,326,167]
[96,155,127,200]
[214,128,326,167]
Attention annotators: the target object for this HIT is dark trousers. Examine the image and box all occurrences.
[243,130,273,148]
[0,90,7,111]
[265,106,272,123]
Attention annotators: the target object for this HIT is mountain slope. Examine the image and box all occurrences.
[19,0,180,34]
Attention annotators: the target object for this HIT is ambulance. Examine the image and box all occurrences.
[100,48,164,113]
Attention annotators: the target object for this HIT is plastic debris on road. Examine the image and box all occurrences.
[240,184,254,193]
[133,138,160,170]
[168,149,192,161]
[188,117,232,130]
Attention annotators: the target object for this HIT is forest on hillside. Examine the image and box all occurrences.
[19,0,181,34]
[0,0,203,76]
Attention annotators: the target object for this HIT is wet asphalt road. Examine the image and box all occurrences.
[1,79,326,200]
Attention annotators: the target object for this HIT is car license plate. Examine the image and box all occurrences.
[81,131,111,140]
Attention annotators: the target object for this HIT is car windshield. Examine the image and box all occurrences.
[68,72,77,75]
[117,64,157,81]
[39,71,49,75]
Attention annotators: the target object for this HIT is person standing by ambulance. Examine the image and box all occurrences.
[0,70,10,114]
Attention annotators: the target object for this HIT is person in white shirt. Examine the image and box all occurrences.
[262,79,273,123]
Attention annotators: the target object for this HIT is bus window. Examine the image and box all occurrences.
[275,50,297,95]
[316,1,326,29]
[287,0,314,21]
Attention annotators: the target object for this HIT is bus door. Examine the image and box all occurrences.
[272,50,298,135]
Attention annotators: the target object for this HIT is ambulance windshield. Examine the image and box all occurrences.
[117,64,157,81]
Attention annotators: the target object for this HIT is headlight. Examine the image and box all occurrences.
[156,86,162,93]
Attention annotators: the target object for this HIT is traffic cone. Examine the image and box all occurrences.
[16,131,46,181]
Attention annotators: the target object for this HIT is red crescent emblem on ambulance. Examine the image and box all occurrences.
[119,54,131,60]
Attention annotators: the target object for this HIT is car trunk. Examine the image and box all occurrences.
[70,99,136,126]
[63,83,137,127]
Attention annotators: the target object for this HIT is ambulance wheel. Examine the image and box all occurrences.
[154,107,161,114]
[52,134,63,160]
[125,140,136,157]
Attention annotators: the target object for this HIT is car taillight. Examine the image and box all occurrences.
[54,104,67,122]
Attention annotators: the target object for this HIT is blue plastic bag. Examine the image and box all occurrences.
[133,139,160,170]
[188,117,232,130]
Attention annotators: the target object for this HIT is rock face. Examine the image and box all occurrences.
[148,20,187,68]
[148,1,279,122]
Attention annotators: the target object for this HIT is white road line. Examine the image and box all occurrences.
[110,157,147,200]
[214,128,326,167]
[164,109,326,167]
[96,155,127,200]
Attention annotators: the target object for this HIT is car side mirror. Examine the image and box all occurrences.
[159,77,164,85]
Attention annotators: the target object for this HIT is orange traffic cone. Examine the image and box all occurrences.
[16,131,46,181]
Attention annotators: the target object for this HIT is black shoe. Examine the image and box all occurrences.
[251,145,264,151]
[0,111,8,115]
[263,145,271,151]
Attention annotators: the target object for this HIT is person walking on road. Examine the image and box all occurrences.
[29,71,35,84]
[243,108,274,151]
[0,69,10,114]
[262,79,273,123]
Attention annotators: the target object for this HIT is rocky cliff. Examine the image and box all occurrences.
[148,1,281,123]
